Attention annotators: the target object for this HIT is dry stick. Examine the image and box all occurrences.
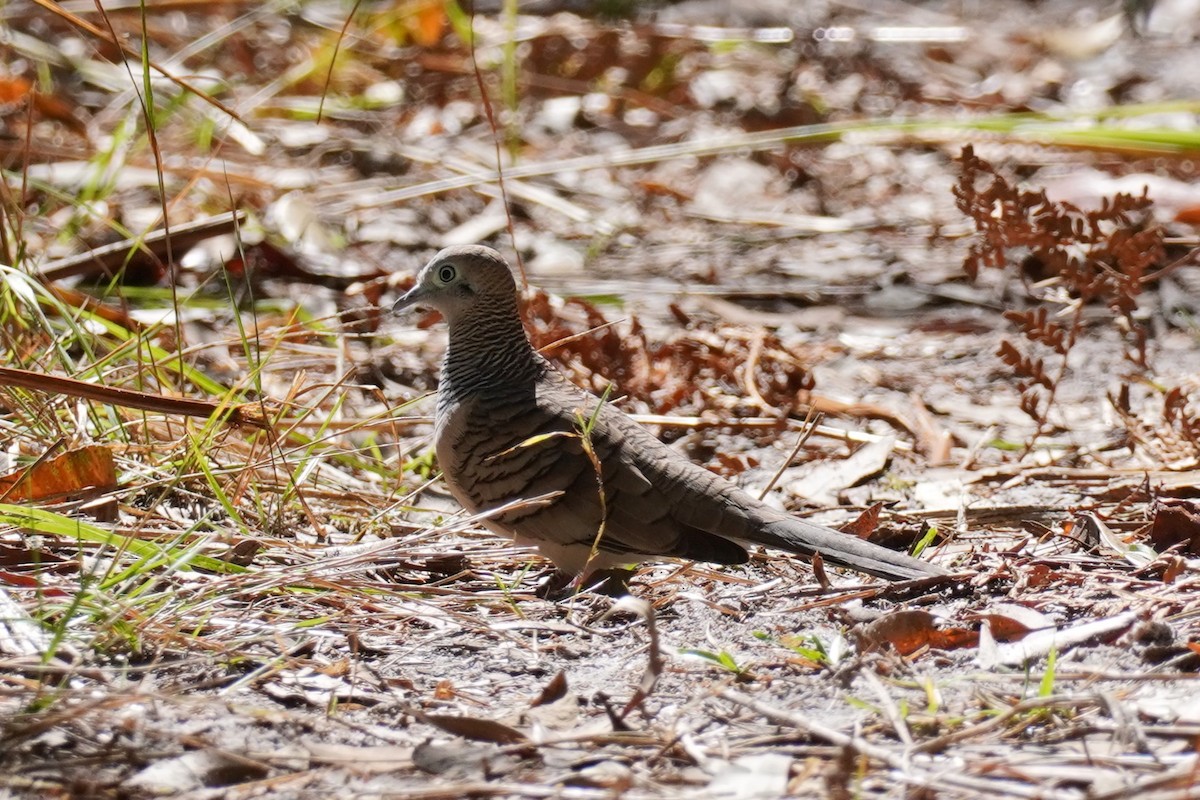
[0,695,137,747]
[757,407,822,501]
[37,212,245,282]
[601,597,664,721]
[741,330,770,410]
[861,671,914,749]
[294,411,908,458]
[720,689,1081,800]
[534,318,627,355]
[308,785,612,800]
[1142,244,1200,284]
[633,414,911,449]
[0,95,29,269]
[0,367,272,430]
[15,84,37,258]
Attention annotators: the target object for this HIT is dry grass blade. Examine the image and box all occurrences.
[0,367,275,430]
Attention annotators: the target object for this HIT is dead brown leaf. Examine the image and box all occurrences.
[1149,500,1200,554]
[856,610,976,656]
[0,445,116,502]
[530,671,568,708]
[418,714,528,745]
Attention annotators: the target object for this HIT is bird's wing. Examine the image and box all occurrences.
[441,368,943,580]
[545,386,750,564]
[537,374,947,581]
[439,371,742,567]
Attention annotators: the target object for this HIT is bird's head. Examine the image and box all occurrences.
[392,245,518,324]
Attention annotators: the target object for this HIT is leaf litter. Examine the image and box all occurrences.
[3,1,1200,798]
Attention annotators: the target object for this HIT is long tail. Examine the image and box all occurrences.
[745,511,948,581]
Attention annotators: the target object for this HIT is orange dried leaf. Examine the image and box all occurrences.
[0,77,87,134]
[841,502,883,540]
[407,1,446,47]
[928,627,978,651]
[0,76,32,103]
[0,571,41,589]
[974,614,1033,641]
[970,603,1054,641]
[0,445,116,502]
[811,550,828,588]
[1162,555,1186,584]
[0,571,69,596]
[857,610,937,656]
[316,659,351,677]
[858,609,977,655]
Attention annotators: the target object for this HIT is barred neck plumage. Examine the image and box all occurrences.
[439,297,542,408]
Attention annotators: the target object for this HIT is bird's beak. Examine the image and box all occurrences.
[392,281,425,314]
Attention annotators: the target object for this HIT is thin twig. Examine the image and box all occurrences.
[757,408,822,500]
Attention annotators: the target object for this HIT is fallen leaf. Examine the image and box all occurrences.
[419,714,527,745]
[1149,500,1200,555]
[0,543,72,571]
[531,671,568,707]
[0,76,31,103]
[970,603,1057,640]
[856,609,975,656]
[840,502,883,540]
[789,435,895,506]
[408,1,447,47]
[305,743,413,774]
[0,445,116,502]
[1074,511,1156,565]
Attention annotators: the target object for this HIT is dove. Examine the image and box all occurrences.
[394,246,946,585]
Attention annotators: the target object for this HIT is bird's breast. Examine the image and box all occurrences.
[432,395,481,512]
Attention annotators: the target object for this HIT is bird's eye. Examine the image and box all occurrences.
[436,264,457,284]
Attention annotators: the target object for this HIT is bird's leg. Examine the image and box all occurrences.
[534,567,637,599]
[534,568,576,599]
[575,567,637,597]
